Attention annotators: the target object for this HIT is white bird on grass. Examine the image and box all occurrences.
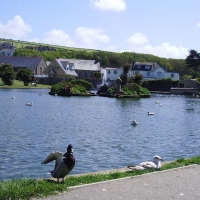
[127,155,163,171]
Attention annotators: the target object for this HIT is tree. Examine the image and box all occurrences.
[120,62,131,86]
[185,49,200,77]
[16,68,34,86]
[0,63,16,85]
[128,74,143,85]
[93,71,101,79]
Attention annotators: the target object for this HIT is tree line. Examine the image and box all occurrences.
[14,48,193,80]
[0,63,34,86]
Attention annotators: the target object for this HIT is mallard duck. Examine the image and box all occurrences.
[41,144,75,183]
[127,155,163,171]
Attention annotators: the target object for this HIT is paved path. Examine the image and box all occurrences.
[33,164,200,200]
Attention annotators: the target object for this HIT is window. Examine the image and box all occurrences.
[136,65,141,69]
[146,72,150,76]
[171,74,174,78]
[108,70,110,74]
[157,72,162,76]
[114,70,117,74]
[145,65,151,70]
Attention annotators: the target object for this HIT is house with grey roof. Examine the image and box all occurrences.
[103,61,179,86]
[0,42,16,56]
[43,58,78,78]
[0,56,47,75]
[128,61,179,80]
[43,58,100,79]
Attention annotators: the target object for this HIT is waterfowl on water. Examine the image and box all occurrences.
[26,102,33,106]
[127,155,163,171]
[12,97,15,99]
[41,144,75,183]
[131,120,138,126]
[147,111,155,115]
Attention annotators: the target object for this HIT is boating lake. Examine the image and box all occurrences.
[1,88,200,180]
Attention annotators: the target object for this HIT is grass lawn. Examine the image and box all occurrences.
[0,79,51,89]
[0,156,200,199]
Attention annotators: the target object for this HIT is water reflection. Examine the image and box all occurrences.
[0,89,200,180]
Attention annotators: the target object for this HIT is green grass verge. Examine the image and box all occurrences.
[0,156,200,199]
[0,79,51,89]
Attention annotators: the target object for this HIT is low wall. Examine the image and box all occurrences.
[170,88,199,95]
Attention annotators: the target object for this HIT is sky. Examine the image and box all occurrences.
[1,0,200,59]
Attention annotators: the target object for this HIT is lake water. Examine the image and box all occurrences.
[1,88,200,180]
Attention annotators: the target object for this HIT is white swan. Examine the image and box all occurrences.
[11,97,15,99]
[26,102,33,106]
[41,144,75,183]
[148,111,155,115]
[127,155,163,171]
[131,120,138,126]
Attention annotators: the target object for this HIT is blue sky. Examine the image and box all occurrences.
[1,0,200,59]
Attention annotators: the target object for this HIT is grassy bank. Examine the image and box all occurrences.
[1,156,200,199]
[0,79,51,89]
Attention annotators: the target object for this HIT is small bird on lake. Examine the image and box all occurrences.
[26,102,33,106]
[148,111,155,115]
[41,144,75,183]
[127,155,163,171]
[131,120,138,126]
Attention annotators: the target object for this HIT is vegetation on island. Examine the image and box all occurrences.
[1,156,200,199]
[50,79,94,95]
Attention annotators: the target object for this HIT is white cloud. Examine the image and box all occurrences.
[0,15,32,39]
[75,27,110,49]
[126,32,148,46]
[42,29,74,46]
[196,23,200,29]
[90,0,126,11]
[126,33,188,59]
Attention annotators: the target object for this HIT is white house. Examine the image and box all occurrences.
[0,42,16,56]
[103,62,179,83]
[102,68,123,81]
[129,62,179,80]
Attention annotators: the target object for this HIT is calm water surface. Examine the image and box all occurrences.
[1,89,200,180]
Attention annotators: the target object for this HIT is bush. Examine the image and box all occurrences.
[107,87,116,95]
[50,79,93,94]
[71,79,94,90]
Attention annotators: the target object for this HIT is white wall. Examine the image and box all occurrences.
[103,65,179,82]
[104,68,123,81]
[164,72,179,80]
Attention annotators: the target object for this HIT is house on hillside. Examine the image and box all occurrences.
[24,45,56,52]
[0,56,47,75]
[43,58,101,79]
[102,68,123,81]
[42,58,78,78]
[102,61,179,86]
[0,42,16,56]
[129,61,179,80]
